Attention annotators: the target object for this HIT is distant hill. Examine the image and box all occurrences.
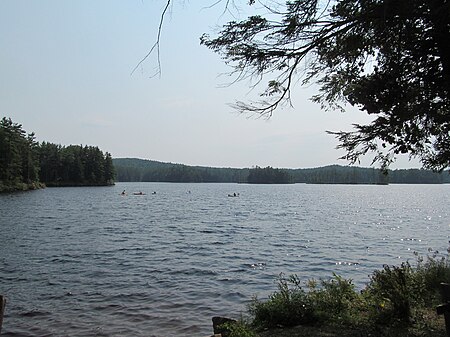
[113,158,174,169]
[113,158,249,183]
[112,158,450,184]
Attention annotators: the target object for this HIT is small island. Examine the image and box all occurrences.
[247,166,293,184]
[0,117,115,192]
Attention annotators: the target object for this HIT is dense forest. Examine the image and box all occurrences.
[2,116,447,192]
[114,158,248,183]
[113,158,450,184]
[39,142,115,187]
[0,117,115,192]
[247,166,292,184]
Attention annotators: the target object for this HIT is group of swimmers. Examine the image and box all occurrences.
[121,190,239,197]
[120,190,156,196]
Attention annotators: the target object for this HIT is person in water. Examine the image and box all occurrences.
[121,190,126,195]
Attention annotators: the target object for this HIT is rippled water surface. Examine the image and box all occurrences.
[1,183,449,336]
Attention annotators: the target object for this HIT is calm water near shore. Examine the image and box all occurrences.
[1,183,449,336]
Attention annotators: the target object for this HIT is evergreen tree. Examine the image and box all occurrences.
[247,166,292,184]
[0,117,115,191]
[103,152,115,184]
[0,117,41,191]
[39,142,61,184]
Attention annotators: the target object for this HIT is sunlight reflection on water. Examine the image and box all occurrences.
[0,183,449,336]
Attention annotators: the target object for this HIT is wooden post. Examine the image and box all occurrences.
[437,283,450,337]
[0,294,5,335]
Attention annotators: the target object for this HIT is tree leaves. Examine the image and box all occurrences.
[200,0,450,170]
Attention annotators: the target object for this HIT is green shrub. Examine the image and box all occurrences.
[364,263,414,325]
[414,254,450,306]
[249,274,316,328]
[247,252,450,333]
[307,274,362,324]
[219,320,258,337]
[363,254,450,327]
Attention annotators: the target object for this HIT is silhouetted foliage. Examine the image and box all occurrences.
[194,0,450,170]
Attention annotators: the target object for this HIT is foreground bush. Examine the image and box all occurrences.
[307,274,363,324]
[364,263,415,325]
[415,253,450,305]
[249,274,316,328]
[219,320,258,337]
[248,253,450,335]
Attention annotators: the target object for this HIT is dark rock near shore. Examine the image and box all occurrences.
[212,316,237,337]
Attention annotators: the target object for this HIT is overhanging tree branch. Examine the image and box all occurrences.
[146,0,449,171]
[131,0,171,77]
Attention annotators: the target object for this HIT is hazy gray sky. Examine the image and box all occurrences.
[0,1,418,169]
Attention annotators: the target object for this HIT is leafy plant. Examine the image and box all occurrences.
[414,253,450,306]
[307,274,361,324]
[247,252,450,334]
[364,263,414,325]
[219,320,258,337]
[249,274,315,328]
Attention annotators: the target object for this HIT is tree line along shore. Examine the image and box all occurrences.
[2,117,449,193]
[113,158,450,185]
[0,117,115,192]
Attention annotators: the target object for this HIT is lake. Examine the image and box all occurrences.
[1,183,449,336]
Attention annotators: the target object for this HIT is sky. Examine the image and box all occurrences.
[0,0,419,169]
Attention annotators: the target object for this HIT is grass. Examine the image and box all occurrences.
[222,252,450,337]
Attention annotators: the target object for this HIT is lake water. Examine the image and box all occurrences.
[1,183,449,336]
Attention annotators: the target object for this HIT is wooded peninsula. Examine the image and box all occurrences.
[0,117,115,192]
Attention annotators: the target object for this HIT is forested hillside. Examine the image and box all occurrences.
[113,158,248,183]
[113,158,450,184]
[0,117,115,192]
[5,117,442,189]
